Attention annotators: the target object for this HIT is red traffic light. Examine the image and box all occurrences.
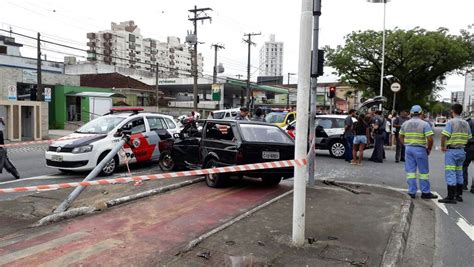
[329,86,336,98]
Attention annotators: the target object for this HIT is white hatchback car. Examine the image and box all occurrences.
[45,108,180,175]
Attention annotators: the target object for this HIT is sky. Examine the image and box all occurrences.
[1,0,473,99]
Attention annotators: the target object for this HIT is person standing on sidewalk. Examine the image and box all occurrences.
[393,110,410,163]
[439,104,472,204]
[344,109,356,163]
[399,105,437,199]
[462,116,474,193]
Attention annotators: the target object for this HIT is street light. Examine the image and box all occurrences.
[367,0,390,110]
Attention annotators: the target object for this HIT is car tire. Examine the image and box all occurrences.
[97,152,118,176]
[204,158,227,188]
[329,140,346,159]
[158,151,174,172]
[261,176,282,186]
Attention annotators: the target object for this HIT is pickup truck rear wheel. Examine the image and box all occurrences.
[205,159,227,188]
[262,176,282,186]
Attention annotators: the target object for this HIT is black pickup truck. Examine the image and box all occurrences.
[169,120,295,188]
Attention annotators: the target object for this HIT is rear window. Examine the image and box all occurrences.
[212,112,225,119]
[240,124,293,144]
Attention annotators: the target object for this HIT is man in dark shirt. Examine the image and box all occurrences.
[344,109,356,162]
[393,110,410,162]
[235,107,250,121]
[462,117,474,193]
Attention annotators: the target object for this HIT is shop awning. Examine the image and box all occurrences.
[65,92,126,98]
[226,79,289,94]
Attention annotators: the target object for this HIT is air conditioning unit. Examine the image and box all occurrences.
[87,32,96,39]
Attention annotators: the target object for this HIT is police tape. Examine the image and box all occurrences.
[0,134,100,148]
[0,158,308,193]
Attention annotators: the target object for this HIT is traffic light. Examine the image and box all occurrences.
[329,86,336,98]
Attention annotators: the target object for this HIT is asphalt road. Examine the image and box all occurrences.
[313,127,473,267]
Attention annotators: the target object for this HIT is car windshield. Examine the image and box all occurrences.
[212,112,225,119]
[240,124,293,144]
[75,116,125,134]
[265,113,287,123]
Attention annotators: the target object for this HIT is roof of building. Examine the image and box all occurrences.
[80,73,155,91]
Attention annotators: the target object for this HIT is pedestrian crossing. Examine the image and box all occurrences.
[6,144,48,154]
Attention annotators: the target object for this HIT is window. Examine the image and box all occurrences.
[0,46,6,54]
[147,117,166,131]
[316,119,333,129]
[240,124,293,144]
[164,118,177,129]
[129,118,146,134]
[335,119,345,128]
[286,114,295,123]
[205,123,235,141]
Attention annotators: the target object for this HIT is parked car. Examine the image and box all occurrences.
[435,116,447,127]
[286,115,357,158]
[45,108,179,176]
[170,120,295,188]
[208,108,240,119]
[265,111,297,128]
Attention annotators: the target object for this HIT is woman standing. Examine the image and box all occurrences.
[351,114,370,165]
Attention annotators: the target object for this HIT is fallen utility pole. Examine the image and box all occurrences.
[55,132,131,213]
[243,32,261,109]
[189,6,212,108]
[292,0,313,247]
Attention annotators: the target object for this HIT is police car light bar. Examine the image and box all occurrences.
[109,107,144,114]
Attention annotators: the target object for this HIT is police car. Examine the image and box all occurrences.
[45,108,179,175]
[286,115,357,158]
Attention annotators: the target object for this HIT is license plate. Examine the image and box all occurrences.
[51,155,63,162]
[262,151,280,160]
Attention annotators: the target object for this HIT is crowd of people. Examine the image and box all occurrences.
[343,103,474,202]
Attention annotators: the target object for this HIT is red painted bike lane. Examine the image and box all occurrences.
[0,182,291,266]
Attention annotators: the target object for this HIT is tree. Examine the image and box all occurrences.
[325,27,474,111]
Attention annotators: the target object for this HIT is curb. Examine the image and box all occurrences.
[34,177,204,226]
[320,180,414,267]
[380,199,414,267]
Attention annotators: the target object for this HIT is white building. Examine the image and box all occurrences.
[451,91,464,105]
[463,71,474,112]
[86,21,203,79]
[0,35,64,74]
[259,34,284,77]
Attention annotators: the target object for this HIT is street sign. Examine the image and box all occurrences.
[44,87,51,102]
[390,82,401,93]
[211,84,222,101]
[7,85,17,101]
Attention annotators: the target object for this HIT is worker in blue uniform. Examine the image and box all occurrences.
[399,105,437,199]
[439,104,472,204]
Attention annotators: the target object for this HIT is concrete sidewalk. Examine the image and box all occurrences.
[0,179,423,266]
[165,183,413,266]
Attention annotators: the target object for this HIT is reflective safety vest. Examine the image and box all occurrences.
[400,117,434,147]
[442,117,472,147]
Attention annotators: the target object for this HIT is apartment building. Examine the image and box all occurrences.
[259,34,283,77]
[86,21,203,78]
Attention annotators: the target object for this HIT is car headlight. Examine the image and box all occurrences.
[72,145,93,154]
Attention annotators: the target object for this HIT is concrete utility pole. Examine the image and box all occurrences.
[292,0,313,246]
[287,72,296,109]
[36,32,42,101]
[308,0,322,187]
[211,44,225,84]
[155,64,159,112]
[188,5,212,109]
[243,32,261,109]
